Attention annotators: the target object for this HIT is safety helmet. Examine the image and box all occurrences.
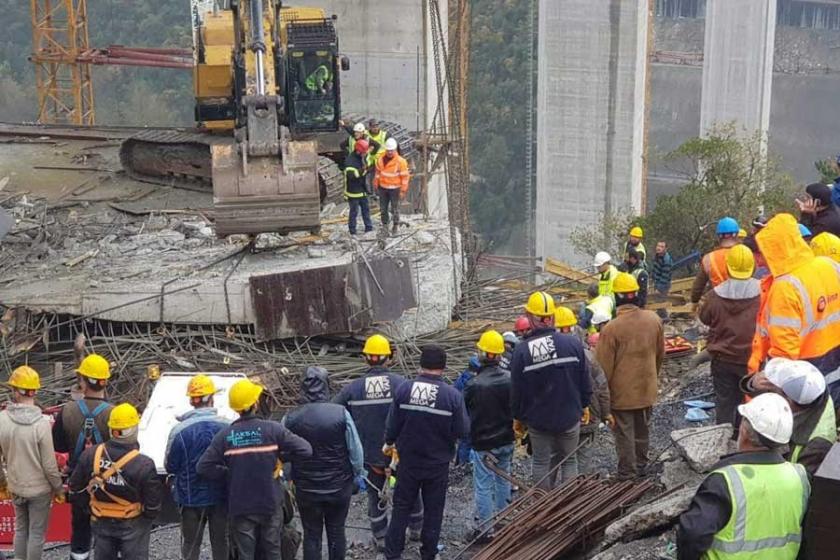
[476,330,505,355]
[810,232,840,262]
[612,272,640,294]
[229,379,263,412]
[513,316,530,333]
[524,291,556,317]
[591,310,611,326]
[716,217,739,236]
[592,252,612,267]
[737,392,793,444]
[8,365,41,391]
[353,122,366,133]
[354,138,370,155]
[554,306,577,329]
[363,334,392,356]
[502,331,518,346]
[384,138,398,151]
[737,228,747,239]
[725,244,755,280]
[629,226,644,239]
[764,358,826,406]
[76,354,111,380]
[798,223,812,238]
[186,374,216,398]
[108,403,140,430]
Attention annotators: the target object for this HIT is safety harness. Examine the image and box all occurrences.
[87,444,142,519]
[74,401,109,460]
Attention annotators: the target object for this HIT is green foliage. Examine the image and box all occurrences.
[569,208,635,261]
[814,158,839,184]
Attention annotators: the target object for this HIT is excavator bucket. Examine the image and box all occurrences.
[211,139,322,237]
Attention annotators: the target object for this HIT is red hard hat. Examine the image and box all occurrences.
[514,316,530,333]
[354,139,370,155]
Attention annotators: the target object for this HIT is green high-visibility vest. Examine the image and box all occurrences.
[598,265,619,297]
[704,462,809,560]
[305,65,332,92]
[585,295,615,333]
[368,129,389,161]
[624,241,647,263]
[790,395,836,464]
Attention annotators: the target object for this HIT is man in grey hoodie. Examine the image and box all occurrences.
[0,366,64,560]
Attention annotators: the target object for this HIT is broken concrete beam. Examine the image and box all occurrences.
[602,485,696,547]
[672,424,733,473]
[661,456,704,491]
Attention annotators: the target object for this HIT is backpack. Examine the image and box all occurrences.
[74,401,110,460]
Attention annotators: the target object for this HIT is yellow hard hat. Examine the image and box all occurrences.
[737,228,747,239]
[229,379,263,412]
[524,291,556,317]
[629,226,644,238]
[186,374,216,398]
[476,330,505,355]
[8,365,41,391]
[811,232,840,263]
[108,403,140,430]
[363,334,392,356]
[726,244,755,279]
[555,306,577,329]
[76,354,111,380]
[612,273,640,294]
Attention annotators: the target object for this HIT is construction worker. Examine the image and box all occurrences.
[810,231,840,262]
[594,252,620,297]
[333,334,422,550]
[367,119,389,162]
[68,404,163,560]
[383,345,469,560]
[52,353,114,560]
[753,213,840,406]
[164,375,231,560]
[454,356,480,466]
[579,329,613,475]
[344,138,374,236]
[698,244,760,430]
[197,379,313,560]
[0,366,64,560]
[651,241,673,297]
[742,358,836,478]
[513,315,531,339]
[690,216,740,304]
[622,248,649,308]
[374,138,410,235]
[737,228,748,240]
[303,64,333,95]
[580,283,615,333]
[463,330,514,540]
[340,121,367,154]
[283,367,365,560]
[677,393,809,560]
[799,223,813,243]
[509,294,591,490]
[798,182,840,237]
[596,273,664,478]
[499,331,518,372]
[624,226,646,265]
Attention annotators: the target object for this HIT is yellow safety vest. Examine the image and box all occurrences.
[598,265,620,297]
[586,295,615,333]
[790,396,837,464]
[368,130,389,163]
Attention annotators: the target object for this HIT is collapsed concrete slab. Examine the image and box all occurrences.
[672,424,733,473]
[602,485,696,547]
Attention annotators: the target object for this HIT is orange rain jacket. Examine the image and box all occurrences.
[374,153,410,194]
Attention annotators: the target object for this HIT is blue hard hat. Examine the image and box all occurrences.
[799,223,812,237]
[716,217,739,236]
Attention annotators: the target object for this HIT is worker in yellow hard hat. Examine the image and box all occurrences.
[333,335,420,547]
[595,272,665,478]
[165,375,231,560]
[737,228,748,239]
[53,353,116,559]
[197,379,312,558]
[0,365,65,557]
[810,231,840,263]
[69,402,161,560]
[624,225,647,266]
[510,294,592,490]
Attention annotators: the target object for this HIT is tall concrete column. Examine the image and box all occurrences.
[700,0,777,137]
[535,0,649,265]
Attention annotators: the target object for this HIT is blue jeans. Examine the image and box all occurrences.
[470,444,514,531]
[348,196,372,234]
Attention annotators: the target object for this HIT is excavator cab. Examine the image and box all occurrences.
[284,19,341,133]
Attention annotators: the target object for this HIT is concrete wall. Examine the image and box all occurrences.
[536,0,648,265]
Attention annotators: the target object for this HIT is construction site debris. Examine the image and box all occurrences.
[671,424,734,473]
[602,485,696,547]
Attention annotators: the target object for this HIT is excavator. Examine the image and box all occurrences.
[120,0,411,236]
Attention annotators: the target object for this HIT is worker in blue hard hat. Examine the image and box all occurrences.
[799,223,813,243]
[691,217,741,304]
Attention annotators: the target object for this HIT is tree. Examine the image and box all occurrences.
[569,208,635,262]
[814,157,839,185]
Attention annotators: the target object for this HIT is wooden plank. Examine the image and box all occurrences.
[544,257,592,282]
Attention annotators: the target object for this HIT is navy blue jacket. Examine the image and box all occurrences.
[165,407,230,507]
[509,327,592,432]
[385,373,470,469]
[333,367,407,467]
[196,413,312,517]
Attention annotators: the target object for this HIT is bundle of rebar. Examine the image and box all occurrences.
[472,475,654,560]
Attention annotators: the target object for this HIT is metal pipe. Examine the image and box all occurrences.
[249,0,267,95]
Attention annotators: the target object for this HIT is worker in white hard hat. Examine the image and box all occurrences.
[339,121,369,155]
[374,137,410,236]
[677,392,810,560]
[593,252,619,297]
[742,358,836,478]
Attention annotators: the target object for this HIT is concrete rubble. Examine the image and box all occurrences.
[672,424,734,473]
[602,485,696,547]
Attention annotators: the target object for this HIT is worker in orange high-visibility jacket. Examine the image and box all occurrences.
[374,138,410,236]
[691,217,741,303]
[753,213,840,408]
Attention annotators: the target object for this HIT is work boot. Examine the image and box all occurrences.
[409,528,422,542]
[373,537,386,552]
[392,222,399,235]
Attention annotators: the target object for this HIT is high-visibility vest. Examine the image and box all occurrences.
[304,65,332,92]
[598,265,620,297]
[703,462,809,560]
[368,130,389,163]
[374,154,410,193]
[624,241,647,265]
[703,247,731,288]
[790,395,837,463]
[586,295,615,333]
[87,444,143,520]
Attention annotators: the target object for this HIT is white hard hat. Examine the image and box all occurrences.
[737,392,793,444]
[764,358,826,405]
[353,122,366,133]
[593,252,612,267]
[502,331,518,345]
[591,311,611,326]
[384,138,398,151]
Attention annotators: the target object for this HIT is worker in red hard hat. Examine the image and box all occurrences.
[513,316,530,339]
[344,138,373,236]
